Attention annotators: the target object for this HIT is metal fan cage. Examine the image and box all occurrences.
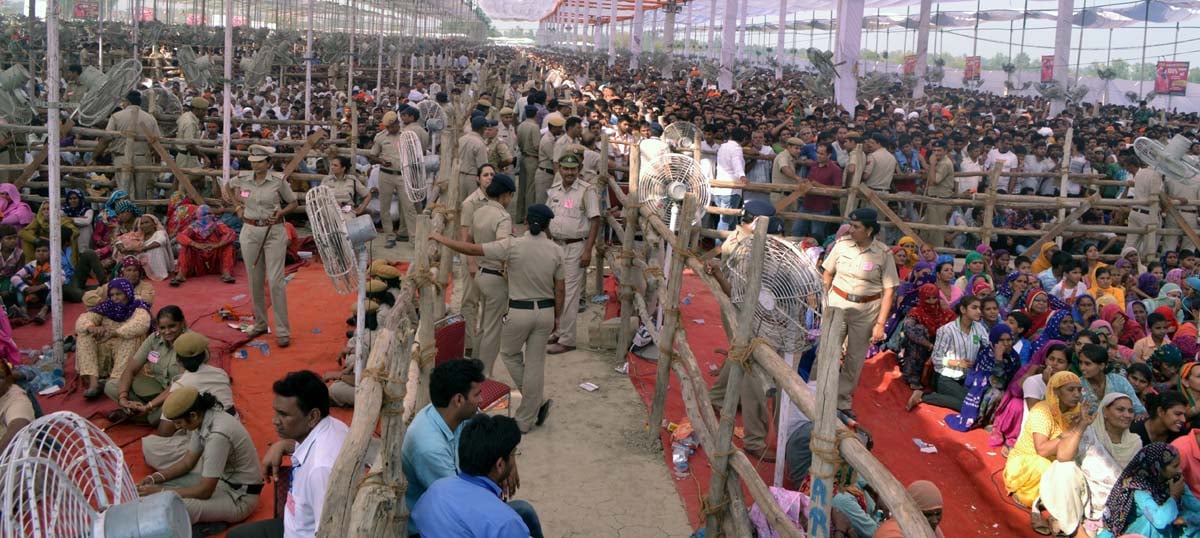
[77,59,143,127]
[416,100,446,134]
[726,236,825,354]
[397,130,428,203]
[242,45,276,89]
[0,92,33,126]
[662,121,700,152]
[0,411,138,538]
[1135,136,1199,181]
[177,45,214,89]
[638,153,711,227]
[305,185,360,294]
[149,87,183,136]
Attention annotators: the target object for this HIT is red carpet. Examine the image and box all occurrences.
[612,272,1039,536]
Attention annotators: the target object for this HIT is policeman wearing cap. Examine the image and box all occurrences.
[176,97,209,188]
[924,140,955,247]
[142,330,236,470]
[535,116,566,205]
[229,144,297,347]
[498,107,519,170]
[486,118,516,177]
[552,116,583,163]
[821,207,899,417]
[516,105,543,220]
[431,203,565,433]
[137,386,262,526]
[368,111,419,247]
[545,152,600,354]
[471,174,516,373]
[842,131,866,193]
[458,116,493,204]
[90,90,161,200]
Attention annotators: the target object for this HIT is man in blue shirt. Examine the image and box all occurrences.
[412,414,540,538]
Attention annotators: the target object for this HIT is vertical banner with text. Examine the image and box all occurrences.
[964,56,981,80]
[903,54,917,75]
[1041,55,1055,83]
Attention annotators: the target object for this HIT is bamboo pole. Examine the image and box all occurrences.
[858,186,923,241]
[1160,192,1200,250]
[647,194,697,446]
[979,164,1002,246]
[614,144,641,370]
[1025,194,1100,259]
[807,306,845,536]
[705,218,768,536]
[11,119,75,189]
[411,214,439,421]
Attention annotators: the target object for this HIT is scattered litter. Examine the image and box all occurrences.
[912,438,938,454]
[311,328,322,334]
[579,382,599,392]
[692,319,705,325]
[38,385,61,396]
[682,293,694,305]
[964,443,976,451]
[591,294,609,304]
[614,362,629,374]
[227,322,241,330]
[987,452,997,456]
[234,350,248,360]
[970,505,977,511]
[482,393,510,412]
[284,274,296,283]
[232,294,247,301]
[247,341,271,356]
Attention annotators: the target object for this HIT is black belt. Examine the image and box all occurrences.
[380,167,402,175]
[556,237,584,245]
[509,298,554,309]
[222,479,264,495]
[479,267,504,277]
[1132,207,1151,214]
[243,218,273,227]
[539,167,555,173]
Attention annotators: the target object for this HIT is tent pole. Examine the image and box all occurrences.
[774,0,785,79]
[913,0,930,98]
[304,0,312,120]
[1050,0,1073,115]
[609,0,617,66]
[736,0,746,60]
[631,0,644,69]
[1138,0,1148,96]
[706,0,716,60]
[718,0,736,88]
[48,0,65,364]
[1074,0,1087,82]
[222,0,232,191]
[971,0,979,56]
[1169,22,1180,109]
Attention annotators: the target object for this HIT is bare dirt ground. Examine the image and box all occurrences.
[373,240,693,537]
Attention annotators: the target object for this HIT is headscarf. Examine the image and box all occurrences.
[962,252,989,284]
[947,323,1013,432]
[1103,442,1179,534]
[1031,242,1058,274]
[1089,393,1142,469]
[971,277,993,297]
[1089,319,1114,335]
[1121,246,1146,274]
[1149,344,1183,370]
[976,243,993,256]
[1154,304,1181,334]
[87,278,151,323]
[113,199,141,218]
[1138,273,1162,299]
[891,247,912,281]
[189,205,219,238]
[1162,250,1180,270]
[0,184,32,227]
[62,189,89,218]
[1178,323,1198,340]
[998,271,1024,304]
[119,255,145,280]
[103,190,129,219]
[1023,289,1053,338]
[1071,293,1097,325]
[1033,310,1073,355]
[1167,268,1185,287]
[1041,370,1083,434]
[1179,362,1200,408]
[912,261,935,280]
[0,306,18,365]
[1146,283,1183,315]
[910,284,956,336]
[1187,277,1200,295]
[1175,334,1198,363]
[896,236,918,268]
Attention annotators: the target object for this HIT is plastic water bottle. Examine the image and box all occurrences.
[672,443,690,479]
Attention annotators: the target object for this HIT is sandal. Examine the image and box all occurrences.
[1030,513,1052,536]
[221,275,235,284]
[169,277,183,287]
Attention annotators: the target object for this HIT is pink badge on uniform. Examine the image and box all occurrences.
[147,351,160,364]
[241,190,251,198]
[862,261,875,271]
[564,198,575,209]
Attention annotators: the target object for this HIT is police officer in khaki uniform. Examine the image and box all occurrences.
[368,111,418,247]
[0,361,34,453]
[175,97,208,188]
[1125,158,1165,255]
[431,204,564,433]
[472,175,516,373]
[228,145,297,347]
[1163,176,1200,252]
[399,106,431,152]
[486,121,515,177]
[821,208,899,416]
[498,107,520,167]
[923,141,955,247]
[90,90,162,200]
[320,155,372,217]
[545,152,600,354]
[535,116,565,205]
[137,387,262,525]
[459,163,498,359]
[552,116,583,162]
[458,116,492,204]
[516,105,542,222]
[142,330,236,470]
[108,306,189,423]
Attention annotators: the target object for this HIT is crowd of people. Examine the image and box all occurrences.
[2,13,1200,535]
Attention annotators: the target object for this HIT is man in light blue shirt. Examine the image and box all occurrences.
[1037,250,1071,292]
[412,414,540,538]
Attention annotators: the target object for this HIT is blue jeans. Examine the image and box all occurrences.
[711,194,742,232]
[510,500,544,538]
[791,207,834,243]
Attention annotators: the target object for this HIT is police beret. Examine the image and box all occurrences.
[557,153,581,168]
[547,115,566,127]
[849,207,879,222]
[524,105,538,117]
[190,97,209,109]
[477,97,492,107]
[173,331,209,358]
[471,115,497,130]
[743,199,776,218]
[399,106,420,119]
[527,204,555,221]
[786,137,804,146]
[162,386,199,420]
[499,107,515,116]
[247,145,276,162]
[366,279,388,293]
[366,299,380,313]
[491,173,516,193]
[381,111,398,126]
[370,259,392,273]
[649,123,664,136]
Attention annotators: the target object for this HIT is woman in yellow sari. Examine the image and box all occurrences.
[1004,370,1091,534]
[18,202,78,264]
[1031,242,1060,275]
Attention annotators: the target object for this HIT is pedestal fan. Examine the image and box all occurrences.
[397,130,429,203]
[638,152,711,327]
[76,59,144,127]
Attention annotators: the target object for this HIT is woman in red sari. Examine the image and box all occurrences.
[172,205,236,286]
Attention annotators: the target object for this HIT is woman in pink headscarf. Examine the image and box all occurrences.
[0,184,33,230]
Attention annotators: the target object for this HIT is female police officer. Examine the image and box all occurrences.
[431,204,564,433]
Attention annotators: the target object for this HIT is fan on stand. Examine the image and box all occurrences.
[240,45,276,91]
[176,45,215,90]
[76,59,144,127]
[661,121,700,153]
[0,411,190,538]
[147,86,183,136]
[415,99,446,155]
[639,153,711,327]
[397,130,429,203]
[1134,134,1200,183]
[0,65,34,125]
[305,185,379,384]
[725,236,825,486]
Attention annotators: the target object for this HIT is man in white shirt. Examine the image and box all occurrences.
[227,371,349,538]
[713,128,750,231]
[984,137,1018,173]
[743,130,775,205]
[1016,144,1051,193]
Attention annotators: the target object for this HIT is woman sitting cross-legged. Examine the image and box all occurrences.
[1098,442,1200,538]
[172,205,237,286]
[907,296,989,412]
[74,278,153,399]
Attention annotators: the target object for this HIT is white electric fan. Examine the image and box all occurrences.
[146,86,183,136]
[1134,134,1200,183]
[661,121,700,153]
[639,152,712,327]
[397,129,428,203]
[240,45,276,90]
[415,99,446,155]
[306,185,379,385]
[76,59,144,127]
[0,411,190,537]
[176,45,216,90]
[725,237,825,486]
[0,65,34,125]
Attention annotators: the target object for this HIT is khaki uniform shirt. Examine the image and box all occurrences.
[517,119,541,158]
[369,131,406,169]
[229,170,297,221]
[472,200,513,271]
[1167,177,1200,214]
[771,151,798,186]
[927,156,956,197]
[821,237,900,310]
[457,131,490,180]
[460,188,489,230]
[1131,167,1164,201]
[488,137,514,171]
[105,105,160,156]
[863,147,897,191]
[402,122,431,153]
[0,384,34,439]
[320,174,369,207]
[547,178,600,240]
[482,232,565,300]
[188,410,262,485]
[844,147,866,186]
[498,123,519,157]
[537,132,557,171]
[172,364,234,411]
[552,134,580,162]
[176,111,202,155]
[130,332,186,388]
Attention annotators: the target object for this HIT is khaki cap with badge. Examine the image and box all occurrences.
[558,153,581,169]
[173,331,210,358]
[247,145,276,162]
[162,386,200,420]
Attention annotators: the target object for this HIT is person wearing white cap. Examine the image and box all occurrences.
[367,111,417,247]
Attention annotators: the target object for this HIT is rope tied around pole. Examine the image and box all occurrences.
[427,202,458,223]
[643,265,664,282]
[416,345,439,369]
[726,337,770,371]
[405,267,439,291]
[808,429,861,480]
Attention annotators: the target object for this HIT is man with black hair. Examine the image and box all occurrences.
[227,370,348,538]
[713,127,749,232]
[516,105,543,221]
[861,132,897,195]
[91,90,161,200]
[1037,250,1074,292]
[411,414,542,538]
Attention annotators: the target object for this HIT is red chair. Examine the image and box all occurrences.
[434,315,512,415]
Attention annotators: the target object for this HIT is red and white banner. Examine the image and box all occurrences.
[964,56,981,80]
[1041,55,1055,83]
[1155,61,1189,96]
[137,7,155,21]
[73,1,98,18]
[903,55,917,75]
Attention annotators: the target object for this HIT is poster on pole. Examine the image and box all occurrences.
[1155,61,1189,96]
[73,1,98,18]
[137,7,155,21]
[1041,55,1055,83]
[964,56,982,80]
[903,54,917,75]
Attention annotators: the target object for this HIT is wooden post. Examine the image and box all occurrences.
[1057,126,1074,223]
[843,151,864,217]
[139,127,205,205]
[807,306,845,538]
[705,218,768,536]
[13,119,74,189]
[858,185,922,240]
[614,144,641,367]
[1160,192,1200,249]
[647,194,697,445]
[979,164,1002,246]
[411,214,439,420]
[434,103,461,320]
[594,135,611,298]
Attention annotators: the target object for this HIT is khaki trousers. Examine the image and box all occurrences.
[518,155,539,222]
[377,171,418,238]
[534,169,555,205]
[709,361,770,451]
[500,305,554,432]
[142,429,190,471]
[164,472,259,524]
[1125,210,1160,257]
[104,374,165,423]
[476,271,509,375]
[827,300,881,410]
[114,153,155,200]
[239,223,290,338]
[461,270,480,353]
[329,380,356,407]
[923,203,951,248]
[1161,210,1195,253]
[554,241,585,347]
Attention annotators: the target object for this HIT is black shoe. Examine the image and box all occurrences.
[536,399,553,426]
[63,335,76,353]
